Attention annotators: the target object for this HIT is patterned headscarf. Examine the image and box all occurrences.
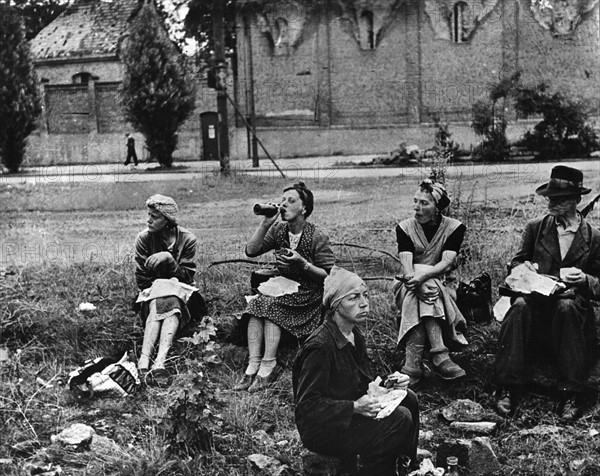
[419,179,450,210]
[323,266,366,312]
[146,194,178,224]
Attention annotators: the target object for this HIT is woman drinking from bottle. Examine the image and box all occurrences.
[234,181,335,393]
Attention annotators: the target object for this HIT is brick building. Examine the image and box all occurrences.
[235,0,600,157]
[27,0,219,166]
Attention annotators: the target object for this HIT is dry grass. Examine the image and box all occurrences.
[1,173,600,474]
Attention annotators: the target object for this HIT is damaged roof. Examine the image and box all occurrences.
[31,0,142,61]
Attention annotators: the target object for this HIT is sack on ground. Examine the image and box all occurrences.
[456,273,493,323]
[68,352,140,398]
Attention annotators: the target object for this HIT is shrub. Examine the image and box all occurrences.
[514,82,599,160]
[0,5,41,173]
[470,73,520,162]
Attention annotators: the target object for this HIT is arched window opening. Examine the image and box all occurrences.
[452,2,469,43]
[359,10,375,50]
[72,72,93,85]
[274,17,289,49]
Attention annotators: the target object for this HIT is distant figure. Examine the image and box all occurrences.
[124,133,138,166]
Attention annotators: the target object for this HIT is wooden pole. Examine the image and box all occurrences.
[213,0,230,175]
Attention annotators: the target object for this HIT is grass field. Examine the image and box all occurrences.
[1,171,600,475]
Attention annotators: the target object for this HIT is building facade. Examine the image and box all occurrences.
[235,0,600,157]
[27,0,220,166]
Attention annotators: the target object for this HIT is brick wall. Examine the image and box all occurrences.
[517,3,600,113]
[237,0,600,129]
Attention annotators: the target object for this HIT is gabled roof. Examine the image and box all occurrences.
[31,0,142,62]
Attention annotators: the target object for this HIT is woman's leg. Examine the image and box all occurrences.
[246,315,265,375]
[139,320,161,370]
[257,319,282,378]
[424,316,465,379]
[152,314,179,369]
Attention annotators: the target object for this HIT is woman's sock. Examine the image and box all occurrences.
[245,355,262,375]
[257,358,277,378]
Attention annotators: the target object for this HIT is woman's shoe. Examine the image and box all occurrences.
[146,368,171,387]
[233,373,257,391]
[432,358,466,380]
[248,364,283,393]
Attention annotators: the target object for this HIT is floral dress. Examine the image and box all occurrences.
[243,221,335,338]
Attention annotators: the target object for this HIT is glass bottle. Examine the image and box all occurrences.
[446,456,460,476]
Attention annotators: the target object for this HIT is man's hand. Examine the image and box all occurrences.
[353,395,383,418]
[560,267,586,286]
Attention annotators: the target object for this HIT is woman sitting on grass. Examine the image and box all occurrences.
[393,179,468,387]
[234,181,335,393]
[134,194,205,385]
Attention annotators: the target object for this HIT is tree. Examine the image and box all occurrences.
[182,0,236,66]
[121,4,196,168]
[0,4,41,173]
[11,0,67,40]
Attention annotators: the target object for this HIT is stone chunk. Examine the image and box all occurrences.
[436,437,501,476]
[441,399,486,422]
[51,423,95,448]
[301,449,358,475]
[247,453,291,475]
[449,422,497,434]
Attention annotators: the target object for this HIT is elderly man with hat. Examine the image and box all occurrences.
[292,266,419,475]
[134,194,206,385]
[495,165,600,419]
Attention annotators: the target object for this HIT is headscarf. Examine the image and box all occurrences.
[323,266,367,313]
[146,194,178,224]
[419,179,450,210]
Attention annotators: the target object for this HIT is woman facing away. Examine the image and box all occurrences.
[393,179,468,387]
[134,194,206,385]
[234,181,335,393]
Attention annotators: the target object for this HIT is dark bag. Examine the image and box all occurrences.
[457,272,493,323]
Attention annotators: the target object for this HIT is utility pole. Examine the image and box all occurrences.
[213,0,230,175]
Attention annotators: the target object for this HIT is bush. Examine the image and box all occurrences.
[514,83,599,160]
[470,73,520,162]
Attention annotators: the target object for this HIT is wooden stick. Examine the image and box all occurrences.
[208,259,264,268]
[331,242,402,264]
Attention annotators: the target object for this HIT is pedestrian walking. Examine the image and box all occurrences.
[124,133,138,166]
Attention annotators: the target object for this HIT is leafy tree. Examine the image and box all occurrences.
[0,4,41,173]
[12,0,67,40]
[182,0,236,65]
[121,4,196,168]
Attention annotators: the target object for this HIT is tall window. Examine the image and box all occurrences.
[274,17,289,48]
[359,10,375,49]
[452,2,469,43]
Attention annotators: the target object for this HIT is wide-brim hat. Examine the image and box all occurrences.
[535,165,591,197]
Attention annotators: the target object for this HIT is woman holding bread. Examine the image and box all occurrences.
[234,181,335,392]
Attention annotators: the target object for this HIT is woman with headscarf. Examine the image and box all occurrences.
[234,181,335,393]
[134,194,205,385]
[393,179,468,387]
[293,266,419,475]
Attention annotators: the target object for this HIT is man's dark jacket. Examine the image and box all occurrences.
[511,214,600,299]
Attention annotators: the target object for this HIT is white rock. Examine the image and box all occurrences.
[52,423,95,447]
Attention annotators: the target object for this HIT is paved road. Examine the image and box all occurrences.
[1,157,598,185]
